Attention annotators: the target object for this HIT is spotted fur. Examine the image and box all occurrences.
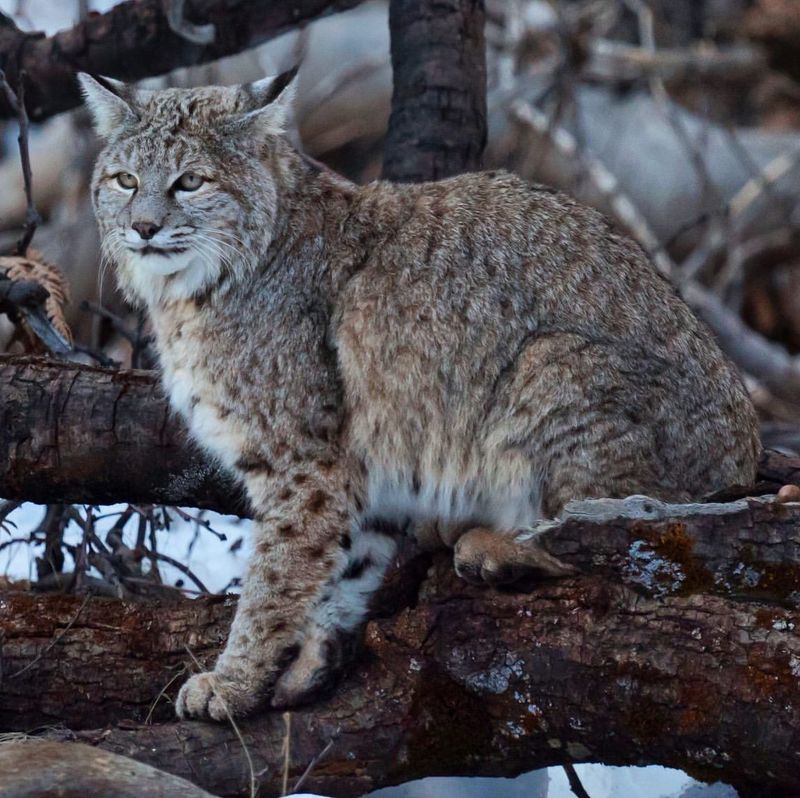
[82,71,760,720]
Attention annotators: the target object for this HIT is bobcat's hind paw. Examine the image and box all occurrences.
[453,527,577,586]
[175,670,258,721]
[271,629,355,709]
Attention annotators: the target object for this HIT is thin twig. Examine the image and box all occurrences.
[0,501,20,533]
[291,732,338,793]
[144,663,188,724]
[281,711,292,796]
[7,593,91,681]
[729,149,800,222]
[622,0,723,212]
[141,547,210,594]
[182,645,258,798]
[0,534,38,555]
[72,507,94,594]
[0,69,41,255]
[169,507,228,541]
[563,761,592,798]
[80,301,155,367]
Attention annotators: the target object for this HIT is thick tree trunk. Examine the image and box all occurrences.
[0,0,363,121]
[2,498,799,798]
[382,0,487,182]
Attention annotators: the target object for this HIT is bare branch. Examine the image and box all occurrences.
[0,69,40,254]
[0,0,365,122]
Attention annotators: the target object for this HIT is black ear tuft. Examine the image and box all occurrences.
[89,73,126,97]
[261,66,299,106]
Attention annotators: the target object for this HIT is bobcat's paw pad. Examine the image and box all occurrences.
[453,529,524,586]
[175,671,254,722]
[454,548,524,585]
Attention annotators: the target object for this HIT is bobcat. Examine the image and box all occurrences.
[80,70,760,721]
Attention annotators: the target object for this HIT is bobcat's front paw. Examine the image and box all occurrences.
[271,628,356,709]
[175,670,258,721]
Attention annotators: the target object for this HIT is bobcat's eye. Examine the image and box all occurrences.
[116,172,138,190]
[174,173,205,192]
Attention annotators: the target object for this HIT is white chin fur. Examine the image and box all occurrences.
[133,250,197,276]
[120,249,223,305]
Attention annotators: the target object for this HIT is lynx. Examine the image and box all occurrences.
[80,70,760,721]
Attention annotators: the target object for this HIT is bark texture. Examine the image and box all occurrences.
[382,0,487,182]
[0,0,363,122]
[1,498,799,798]
[0,355,247,513]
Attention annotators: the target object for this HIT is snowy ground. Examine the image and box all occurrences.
[1,502,737,798]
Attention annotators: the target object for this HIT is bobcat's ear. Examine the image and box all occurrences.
[239,66,298,138]
[77,73,138,139]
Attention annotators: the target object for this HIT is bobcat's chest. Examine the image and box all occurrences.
[153,304,252,470]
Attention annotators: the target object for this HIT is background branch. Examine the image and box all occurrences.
[0,68,40,254]
[0,0,364,121]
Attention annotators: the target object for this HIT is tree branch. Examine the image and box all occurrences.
[0,355,247,513]
[0,0,364,122]
[0,68,40,254]
[2,497,800,798]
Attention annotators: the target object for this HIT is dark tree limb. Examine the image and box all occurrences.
[382,0,487,182]
[0,355,247,513]
[0,69,40,254]
[0,0,363,122]
[2,497,800,798]
[0,355,797,513]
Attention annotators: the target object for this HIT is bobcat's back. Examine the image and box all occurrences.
[335,171,760,520]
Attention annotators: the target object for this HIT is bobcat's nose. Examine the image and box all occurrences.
[132,221,162,240]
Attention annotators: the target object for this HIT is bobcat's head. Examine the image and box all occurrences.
[80,69,296,306]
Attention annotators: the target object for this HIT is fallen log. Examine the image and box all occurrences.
[0,354,247,513]
[1,497,799,798]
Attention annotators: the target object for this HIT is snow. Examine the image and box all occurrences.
[287,768,738,798]
[1,502,250,594]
